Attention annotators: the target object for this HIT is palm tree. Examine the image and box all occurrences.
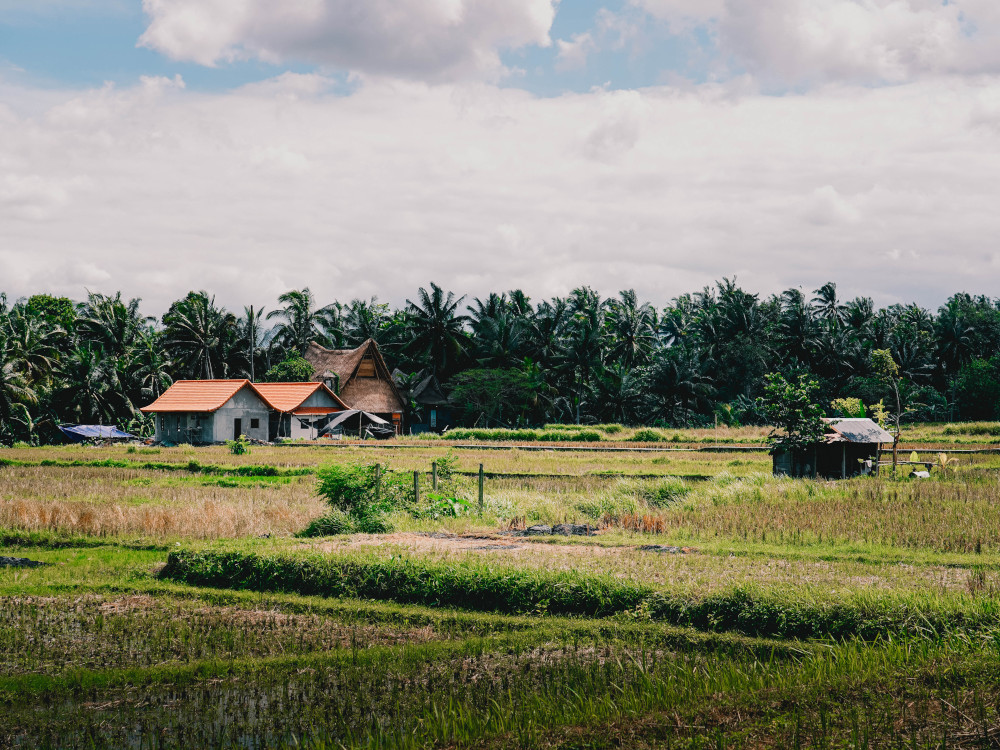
[403,283,471,376]
[130,327,173,402]
[238,305,267,381]
[811,282,846,328]
[76,291,147,359]
[343,297,392,346]
[57,345,133,425]
[607,289,656,370]
[266,288,341,355]
[162,291,237,379]
[0,328,38,441]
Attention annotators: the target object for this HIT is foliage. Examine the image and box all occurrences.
[161,548,1000,640]
[262,356,314,383]
[761,373,826,453]
[307,463,413,535]
[226,434,251,455]
[956,358,1000,421]
[6,280,1000,444]
[448,367,539,426]
[829,397,865,418]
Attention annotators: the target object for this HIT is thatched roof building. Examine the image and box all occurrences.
[303,339,405,433]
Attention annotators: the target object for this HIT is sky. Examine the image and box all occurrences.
[2,0,1000,316]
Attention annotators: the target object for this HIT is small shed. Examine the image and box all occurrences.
[772,418,893,479]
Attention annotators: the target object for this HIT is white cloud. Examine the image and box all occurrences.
[138,0,557,82]
[632,0,1000,87]
[2,74,1000,313]
[556,33,596,71]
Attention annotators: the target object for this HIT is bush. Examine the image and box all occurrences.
[630,428,664,443]
[297,509,356,537]
[308,463,408,536]
[227,434,251,455]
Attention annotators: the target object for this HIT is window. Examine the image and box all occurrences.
[250,418,260,429]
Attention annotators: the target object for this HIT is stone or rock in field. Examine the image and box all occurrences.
[0,557,49,568]
[524,525,553,536]
[552,523,595,536]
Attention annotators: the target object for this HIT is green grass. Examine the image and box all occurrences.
[6,437,1000,747]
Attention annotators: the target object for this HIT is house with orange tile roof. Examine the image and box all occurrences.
[141,379,347,443]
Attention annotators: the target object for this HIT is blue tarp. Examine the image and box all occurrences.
[58,424,136,442]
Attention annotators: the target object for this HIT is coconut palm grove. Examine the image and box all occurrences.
[2,279,1000,443]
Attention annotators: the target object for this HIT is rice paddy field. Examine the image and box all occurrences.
[4,432,1000,748]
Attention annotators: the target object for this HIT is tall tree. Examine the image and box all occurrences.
[403,283,471,377]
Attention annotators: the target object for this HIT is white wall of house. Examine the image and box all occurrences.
[212,388,270,443]
[287,390,343,440]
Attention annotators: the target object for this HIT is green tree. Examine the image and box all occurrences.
[263,356,314,382]
[761,372,826,454]
[955,358,1000,421]
[403,283,471,377]
[267,288,342,355]
[871,348,903,470]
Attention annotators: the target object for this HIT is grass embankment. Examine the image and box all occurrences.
[159,547,1000,642]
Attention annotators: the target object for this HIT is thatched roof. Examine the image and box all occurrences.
[412,373,449,406]
[304,340,405,414]
[823,418,893,444]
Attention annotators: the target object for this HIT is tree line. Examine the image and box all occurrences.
[2,280,1000,443]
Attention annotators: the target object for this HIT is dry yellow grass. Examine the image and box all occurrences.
[0,466,326,539]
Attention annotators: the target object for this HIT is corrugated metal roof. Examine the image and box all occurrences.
[140,380,256,413]
[254,382,348,413]
[823,418,894,444]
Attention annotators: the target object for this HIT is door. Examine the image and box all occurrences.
[233,418,242,440]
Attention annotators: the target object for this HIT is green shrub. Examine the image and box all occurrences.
[630,428,664,442]
[226,434,251,455]
[297,509,356,537]
[309,463,407,536]
[317,464,383,514]
[943,422,1000,436]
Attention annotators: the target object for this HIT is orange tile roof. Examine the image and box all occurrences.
[142,379,349,414]
[253,382,348,413]
[140,380,254,413]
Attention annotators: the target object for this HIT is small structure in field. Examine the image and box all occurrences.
[772,418,893,479]
[253,382,349,440]
[303,339,405,434]
[141,379,347,444]
[409,373,452,433]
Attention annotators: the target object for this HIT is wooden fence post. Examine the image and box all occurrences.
[413,470,420,504]
[478,463,484,513]
[432,461,438,490]
[374,463,382,504]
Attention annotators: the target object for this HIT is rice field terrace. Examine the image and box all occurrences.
[4,438,1000,748]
